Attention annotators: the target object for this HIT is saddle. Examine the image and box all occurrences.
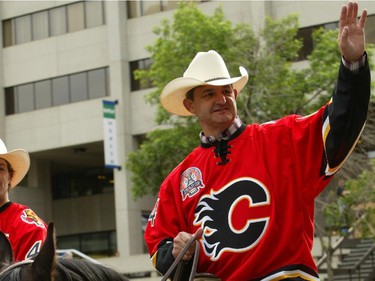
[161,236,220,281]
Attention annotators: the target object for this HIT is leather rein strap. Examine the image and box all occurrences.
[161,236,199,281]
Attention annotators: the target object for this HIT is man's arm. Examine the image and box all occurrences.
[322,54,370,175]
[321,1,370,175]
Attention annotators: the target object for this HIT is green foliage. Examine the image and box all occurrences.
[303,29,342,112]
[345,160,375,238]
[126,122,201,198]
[238,15,306,123]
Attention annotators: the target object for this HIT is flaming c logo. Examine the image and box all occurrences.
[194,177,270,260]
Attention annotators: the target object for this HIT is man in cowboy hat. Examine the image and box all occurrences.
[0,138,47,261]
[145,2,371,280]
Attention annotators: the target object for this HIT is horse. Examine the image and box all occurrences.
[0,222,129,281]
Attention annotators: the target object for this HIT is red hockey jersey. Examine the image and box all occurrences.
[146,108,329,280]
[0,202,47,261]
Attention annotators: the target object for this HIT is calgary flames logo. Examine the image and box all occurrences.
[21,209,45,228]
[194,178,270,261]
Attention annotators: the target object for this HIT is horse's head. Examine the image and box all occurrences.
[0,222,129,281]
[0,222,57,281]
[0,230,13,272]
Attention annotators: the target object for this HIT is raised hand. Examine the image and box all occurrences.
[338,1,367,62]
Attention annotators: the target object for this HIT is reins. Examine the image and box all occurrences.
[161,236,200,281]
[0,260,34,277]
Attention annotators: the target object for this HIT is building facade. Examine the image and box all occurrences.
[0,0,374,269]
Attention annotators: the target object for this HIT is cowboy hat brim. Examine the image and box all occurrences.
[0,149,30,189]
[160,66,248,116]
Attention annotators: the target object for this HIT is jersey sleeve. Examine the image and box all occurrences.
[12,208,47,261]
[144,164,195,276]
[15,226,47,261]
[322,56,371,175]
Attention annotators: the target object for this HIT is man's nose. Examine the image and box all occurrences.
[215,92,226,104]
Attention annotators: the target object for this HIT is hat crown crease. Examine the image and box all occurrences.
[183,51,230,81]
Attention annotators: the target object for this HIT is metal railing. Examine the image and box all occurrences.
[343,244,375,281]
[56,249,101,264]
[316,214,365,268]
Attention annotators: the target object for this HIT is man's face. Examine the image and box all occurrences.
[183,84,238,135]
[0,158,11,198]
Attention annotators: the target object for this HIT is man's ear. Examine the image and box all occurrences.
[183,98,195,114]
[233,89,238,99]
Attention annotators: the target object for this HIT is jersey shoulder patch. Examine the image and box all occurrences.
[21,209,45,228]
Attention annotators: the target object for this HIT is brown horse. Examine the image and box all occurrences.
[0,222,129,281]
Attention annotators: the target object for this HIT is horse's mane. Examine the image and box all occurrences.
[0,267,22,281]
[0,259,128,281]
[56,258,128,281]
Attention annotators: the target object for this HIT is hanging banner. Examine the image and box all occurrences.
[102,100,120,169]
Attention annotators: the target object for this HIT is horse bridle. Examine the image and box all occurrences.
[0,260,34,278]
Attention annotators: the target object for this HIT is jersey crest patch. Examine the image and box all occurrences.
[21,209,45,228]
[180,167,205,201]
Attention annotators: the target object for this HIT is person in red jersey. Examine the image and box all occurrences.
[144,1,371,280]
[0,138,47,261]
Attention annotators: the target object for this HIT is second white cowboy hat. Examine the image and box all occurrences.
[160,50,248,116]
[0,138,30,189]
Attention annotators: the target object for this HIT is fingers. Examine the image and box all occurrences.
[349,2,358,24]
[193,228,203,239]
[172,230,202,260]
[339,5,348,34]
[344,1,367,27]
[358,9,367,29]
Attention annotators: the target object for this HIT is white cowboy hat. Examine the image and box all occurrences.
[0,138,30,189]
[160,50,249,116]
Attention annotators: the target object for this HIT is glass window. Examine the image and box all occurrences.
[17,84,34,113]
[50,6,67,36]
[57,231,116,257]
[15,15,32,44]
[5,88,16,115]
[88,68,107,99]
[127,1,140,19]
[52,76,70,106]
[70,72,88,102]
[57,235,80,250]
[85,1,105,28]
[35,80,52,109]
[323,22,338,30]
[32,10,49,40]
[81,232,110,255]
[129,61,139,91]
[296,27,314,61]
[161,1,178,11]
[3,19,14,47]
[142,1,162,16]
[130,59,153,91]
[52,166,114,200]
[68,2,85,32]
